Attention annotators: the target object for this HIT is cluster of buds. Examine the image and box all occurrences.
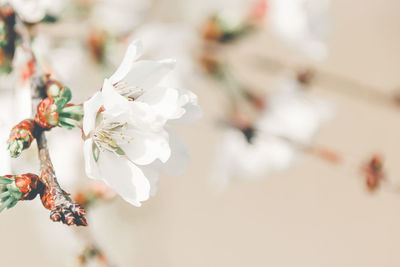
[0,5,17,74]
[35,79,83,130]
[7,119,36,157]
[7,77,83,158]
[0,174,44,212]
[362,155,385,192]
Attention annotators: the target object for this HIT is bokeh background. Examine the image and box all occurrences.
[1,0,400,266]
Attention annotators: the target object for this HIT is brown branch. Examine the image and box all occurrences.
[16,13,88,226]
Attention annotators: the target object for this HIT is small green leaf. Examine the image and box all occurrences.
[60,87,72,102]
[92,142,100,162]
[61,105,83,115]
[112,145,125,156]
[0,191,9,199]
[0,177,12,185]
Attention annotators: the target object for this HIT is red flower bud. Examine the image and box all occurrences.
[35,97,59,129]
[7,119,36,157]
[0,173,44,212]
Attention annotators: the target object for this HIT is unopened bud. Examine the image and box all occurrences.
[7,119,36,158]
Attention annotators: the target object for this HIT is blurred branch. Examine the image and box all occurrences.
[254,55,400,109]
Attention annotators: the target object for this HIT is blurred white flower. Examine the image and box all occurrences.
[212,75,333,189]
[133,23,199,88]
[256,75,334,144]
[83,40,202,206]
[211,127,294,190]
[267,0,331,60]
[90,0,150,36]
[5,0,65,23]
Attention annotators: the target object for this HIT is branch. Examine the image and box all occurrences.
[15,13,88,226]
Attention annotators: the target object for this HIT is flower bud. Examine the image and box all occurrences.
[0,173,44,212]
[35,86,83,130]
[7,119,36,158]
[35,97,59,129]
[362,154,385,192]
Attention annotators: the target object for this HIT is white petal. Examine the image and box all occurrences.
[140,166,159,197]
[83,92,103,136]
[96,151,150,206]
[137,86,180,122]
[156,129,190,176]
[102,78,130,114]
[124,59,176,90]
[83,139,102,181]
[109,40,143,84]
[120,128,171,165]
[169,87,203,125]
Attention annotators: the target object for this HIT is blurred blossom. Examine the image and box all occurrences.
[133,23,199,88]
[181,0,251,25]
[32,34,91,98]
[212,74,333,189]
[267,0,331,60]
[256,75,334,145]
[211,127,294,190]
[3,0,65,23]
[90,0,151,36]
[83,40,202,206]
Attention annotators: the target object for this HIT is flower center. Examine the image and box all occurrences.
[91,119,133,156]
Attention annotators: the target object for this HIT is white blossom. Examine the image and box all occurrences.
[267,0,331,60]
[83,40,201,206]
[212,75,333,189]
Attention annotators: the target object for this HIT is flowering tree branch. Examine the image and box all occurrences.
[30,63,87,226]
[13,11,88,225]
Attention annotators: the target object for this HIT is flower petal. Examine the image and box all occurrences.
[83,92,103,136]
[155,129,190,176]
[124,59,176,90]
[109,40,143,84]
[91,150,151,206]
[120,127,171,165]
[83,139,102,181]
[102,78,131,115]
[137,86,180,122]
[139,166,159,197]
[169,87,203,125]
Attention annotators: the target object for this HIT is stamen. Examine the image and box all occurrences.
[115,82,145,100]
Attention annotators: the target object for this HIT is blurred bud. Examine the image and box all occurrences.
[244,90,266,110]
[0,5,17,74]
[362,154,385,192]
[296,68,315,86]
[7,119,36,158]
[200,52,222,76]
[88,28,108,63]
[250,0,268,22]
[202,13,250,43]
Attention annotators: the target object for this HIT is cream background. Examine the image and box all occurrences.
[1,0,400,266]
